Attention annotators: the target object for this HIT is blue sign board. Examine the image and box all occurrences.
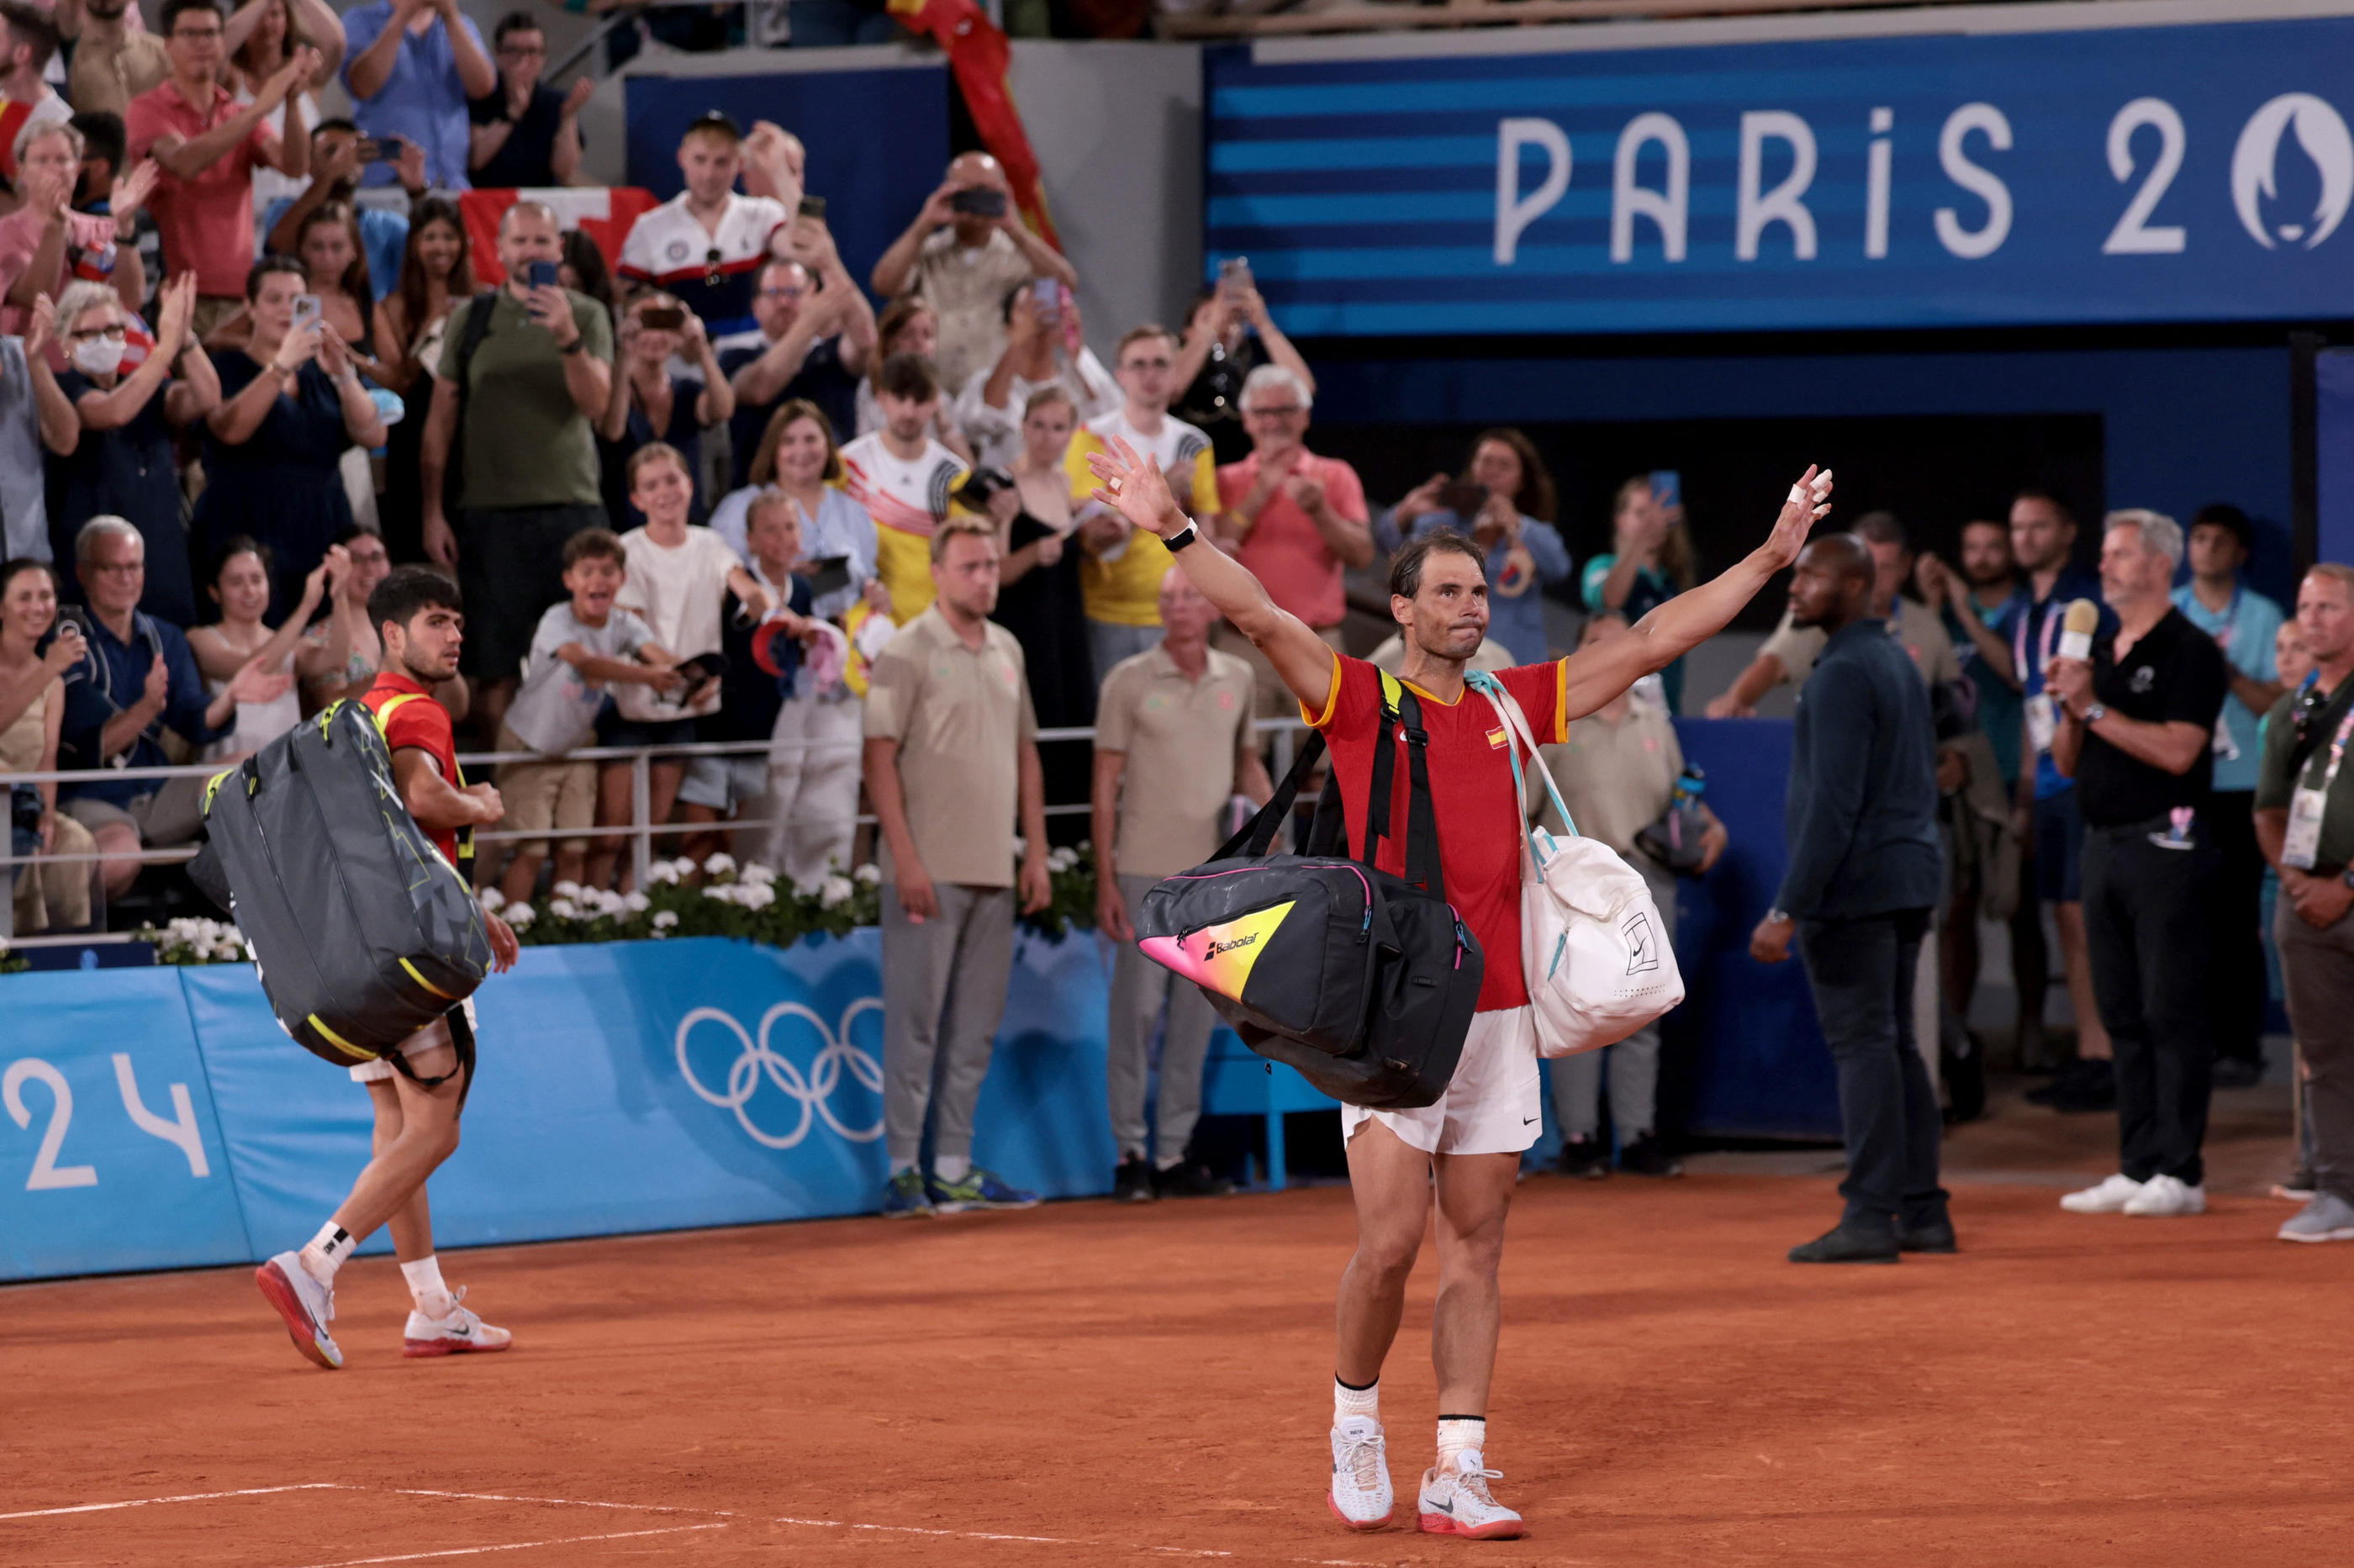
[1205,16,2354,335]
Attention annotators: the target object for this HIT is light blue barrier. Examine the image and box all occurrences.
[2,933,1145,1282]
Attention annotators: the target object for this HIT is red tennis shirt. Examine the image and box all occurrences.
[1305,652,1566,1013]
[362,672,461,868]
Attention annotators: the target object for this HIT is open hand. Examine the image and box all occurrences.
[226,654,294,706]
[111,160,161,223]
[1757,465,1834,574]
[1085,435,1182,536]
[562,77,595,118]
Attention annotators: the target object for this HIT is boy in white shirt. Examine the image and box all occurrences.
[497,529,684,901]
[607,443,774,869]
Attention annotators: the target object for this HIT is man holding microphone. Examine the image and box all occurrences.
[2046,512,2228,1220]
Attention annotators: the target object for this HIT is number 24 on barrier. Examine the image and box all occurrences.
[2,1055,211,1191]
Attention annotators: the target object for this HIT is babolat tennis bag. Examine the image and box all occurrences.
[194,699,490,1069]
[1134,673,1482,1110]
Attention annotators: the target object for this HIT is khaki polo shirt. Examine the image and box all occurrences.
[1530,698,1684,858]
[1762,597,1962,689]
[863,605,1037,888]
[1096,644,1257,880]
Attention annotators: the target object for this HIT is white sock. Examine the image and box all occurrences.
[1334,1376,1380,1425]
[298,1221,356,1285]
[1437,1416,1486,1470]
[400,1255,452,1317]
[934,1154,971,1183]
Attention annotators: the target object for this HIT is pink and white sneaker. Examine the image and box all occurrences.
[403,1287,514,1358]
[255,1251,343,1370]
[1327,1416,1394,1530]
[1417,1449,1525,1540]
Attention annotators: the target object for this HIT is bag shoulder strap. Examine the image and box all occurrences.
[1364,677,1444,898]
[1470,669,1580,838]
[451,290,499,393]
[1215,726,1326,861]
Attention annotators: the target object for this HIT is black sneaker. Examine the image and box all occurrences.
[2210,1057,2263,1090]
[1113,1154,1157,1203]
[1618,1132,1683,1178]
[2050,1059,2117,1114]
[1154,1159,1234,1198]
[1789,1217,1900,1264]
[1556,1137,1609,1180]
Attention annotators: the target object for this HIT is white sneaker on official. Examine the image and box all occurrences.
[255,1251,342,1370]
[403,1286,514,1358]
[2121,1175,2206,1217]
[2059,1174,2145,1214]
[1327,1416,1393,1531]
[1417,1449,1525,1540]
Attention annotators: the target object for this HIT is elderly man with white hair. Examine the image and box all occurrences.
[1212,362,1373,716]
[2045,509,2230,1219]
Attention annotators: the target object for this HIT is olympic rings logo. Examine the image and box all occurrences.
[674,1000,884,1149]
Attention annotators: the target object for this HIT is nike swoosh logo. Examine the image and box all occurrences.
[1523,1117,1539,1126]
[1428,1499,1455,1516]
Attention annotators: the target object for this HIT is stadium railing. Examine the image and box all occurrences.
[0,718,1310,942]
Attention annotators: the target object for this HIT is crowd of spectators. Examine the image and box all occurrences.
[0,6,2324,1241]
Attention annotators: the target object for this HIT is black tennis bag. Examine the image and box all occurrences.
[1135,676,1482,1110]
[194,699,490,1069]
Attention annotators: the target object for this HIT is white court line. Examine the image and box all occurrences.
[5,1480,1380,1567]
[0,1484,341,1521]
[384,1486,1380,1565]
[294,1523,730,1566]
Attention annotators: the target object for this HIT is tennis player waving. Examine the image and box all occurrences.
[1087,441,1829,1539]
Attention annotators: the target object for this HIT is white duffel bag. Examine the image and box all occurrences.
[1468,672,1685,1058]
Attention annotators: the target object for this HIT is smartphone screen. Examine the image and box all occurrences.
[1649,469,1681,512]
[1030,278,1058,309]
[797,193,826,219]
[292,293,321,330]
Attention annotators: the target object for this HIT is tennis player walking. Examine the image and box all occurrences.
[1086,441,1829,1539]
[254,569,521,1369]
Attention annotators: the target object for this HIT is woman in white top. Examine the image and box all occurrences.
[189,535,351,762]
[372,197,472,567]
[227,0,343,224]
[0,560,98,933]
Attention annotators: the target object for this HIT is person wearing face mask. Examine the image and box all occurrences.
[0,120,154,338]
[598,291,732,531]
[195,255,388,623]
[46,273,220,626]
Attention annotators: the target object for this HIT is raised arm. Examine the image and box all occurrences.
[1560,468,1830,721]
[870,182,956,298]
[1087,434,1338,721]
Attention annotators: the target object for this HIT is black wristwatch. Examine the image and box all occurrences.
[557,336,586,356]
[1164,522,1199,552]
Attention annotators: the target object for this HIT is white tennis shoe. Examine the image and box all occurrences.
[404,1286,514,1358]
[2059,1174,2144,1214]
[1417,1449,1524,1540]
[255,1252,342,1370]
[2121,1175,2206,1217]
[1327,1416,1393,1530]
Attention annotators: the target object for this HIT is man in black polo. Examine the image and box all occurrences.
[1750,534,1946,1264]
[2049,509,2228,1220]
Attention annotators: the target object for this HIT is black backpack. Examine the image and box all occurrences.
[1134,673,1482,1110]
[194,700,491,1072]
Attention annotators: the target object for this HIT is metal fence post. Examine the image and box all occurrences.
[631,749,652,890]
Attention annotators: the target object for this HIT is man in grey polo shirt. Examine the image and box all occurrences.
[863,514,1052,1218]
[1092,568,1274,1202]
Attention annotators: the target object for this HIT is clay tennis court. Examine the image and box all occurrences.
[6,1088,2348,1568]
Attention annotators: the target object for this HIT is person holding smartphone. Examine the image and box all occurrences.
[1379,429,1570,667]
[198,255,387,623]
[417,198,614,744]
[869,150,1076,396]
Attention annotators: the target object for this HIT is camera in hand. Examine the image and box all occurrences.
[954,467,1018,509]
[950,186,1008,219]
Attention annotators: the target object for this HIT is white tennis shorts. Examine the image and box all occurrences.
[1342,1005,1541,1156]
[350,997,478,1083]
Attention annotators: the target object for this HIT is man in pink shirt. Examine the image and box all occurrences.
[1214,362,1373,712]
[125,0,312,339]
